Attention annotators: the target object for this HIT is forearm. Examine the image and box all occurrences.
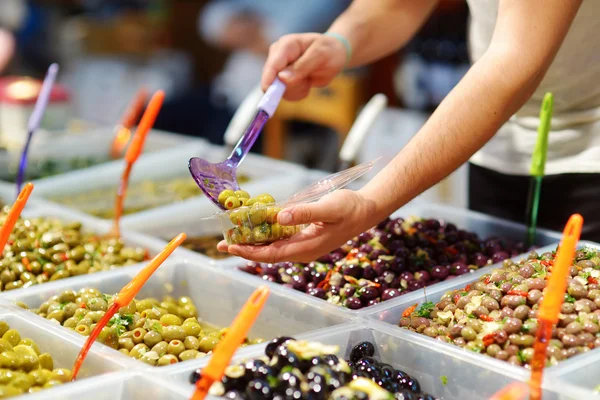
[328,0,438,67]
[358,51,543,225]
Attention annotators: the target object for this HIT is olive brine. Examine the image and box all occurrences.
[218,190,302,245]
[18,288,264,366]
[190,337,437,400]
[401,246,600,368]
[239,216,529,310]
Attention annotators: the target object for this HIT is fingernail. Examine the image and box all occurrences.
[278,210,292,225]
[279,69,294,80]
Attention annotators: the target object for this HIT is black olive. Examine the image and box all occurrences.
[406,378,421,393]
[222,375,246,392]
[323,354,339,367]
[246,379,273,400]
[254,365,276,380]
[395,391,416,400]
[381,364,396,380]
[273,346,300,370]
[350,341,375,363]
[189,369,201,385]
[265,337,295,359]
[224,390,246,400]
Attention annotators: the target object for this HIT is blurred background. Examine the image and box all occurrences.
[0,0,470,207]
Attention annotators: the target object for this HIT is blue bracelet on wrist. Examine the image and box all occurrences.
[324,32,352,67]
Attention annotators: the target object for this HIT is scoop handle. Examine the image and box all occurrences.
[0,183,33,253]
[339,94,387,169]
[258,78,286,117]
[125,90,164,164]
[538,214,583,322]
[530,93,553,177]
[27,63,59,132]
[121,88,148,129]
[116,233,186,307]
[224,86,263,148]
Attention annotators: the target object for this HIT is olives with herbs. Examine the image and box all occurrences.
[22,288,264,366]
[0,322,72,397]
[400,246,600,368]
[217,190,303,245]
[191,338,437,400]
[0,209,148,290]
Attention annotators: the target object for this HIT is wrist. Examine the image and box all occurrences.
[323,32,352,68]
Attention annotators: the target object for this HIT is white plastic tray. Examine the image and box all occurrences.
[165,322,564,400]
[31,142,308,223]
[6,259,351,373]
[366,242,600,379]
[0,129,203,185]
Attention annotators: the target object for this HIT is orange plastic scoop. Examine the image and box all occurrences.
[109,90,164,238]
[529,214,583,400]
[110,88,148,159]
[191,286,270,400]
[489,382,528,400]
[0,183,33,253]
[71,232,186,380]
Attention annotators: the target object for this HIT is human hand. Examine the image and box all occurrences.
[261,33,347,101]
[217,189,378,263]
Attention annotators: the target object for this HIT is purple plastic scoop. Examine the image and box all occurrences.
[189,78,286,209]
[15,63,59,197]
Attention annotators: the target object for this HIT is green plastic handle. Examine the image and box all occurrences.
[530,92,554,177]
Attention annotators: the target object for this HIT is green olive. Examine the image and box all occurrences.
[17,340,39,356]
[98,327,119,349]
[0,324,8,339]
[249,203,267,225]
[162,326,185,342]
[151,341,168,357]
[157,354,178,366]
[46,310,64,323]
[38,353,53,370]
[136,299,158,312]
[159,314,182,327]
[234,190,250,200]
[0,341,11,355]
[0,385,23,396]
[28,369,51,386]
[199,336,220,353]
[179,349,200,361]
[143,331,162,348]
[182,322,202,337]
[119,348,130,356]
[75,325,90,336]
[252,225,270,243]
[10,373,34,391]
[129,343,149,359]
[167,340,185,357]
[257,194,275,204]
[184,336,200,351]
[49,368,72,383]
[224,196,242,210]
[118,337,135,352]
[139,351,159,366]
[43,379,63,389]
[0,352,17,369]
[2,330,20,347]
[229,209,250,226]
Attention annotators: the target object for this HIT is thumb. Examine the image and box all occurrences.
[279,41,326,83]
[277,202,332,226]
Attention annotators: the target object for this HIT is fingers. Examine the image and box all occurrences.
[261,33,320,91]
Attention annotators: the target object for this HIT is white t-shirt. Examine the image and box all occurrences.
[467,0,600,175]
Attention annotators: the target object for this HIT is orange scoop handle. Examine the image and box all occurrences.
[116,233,186,307]
[490,383,528,400]
[538,214,583,322]
[0,183,33,252]
[200,286,270,382]
[121,88,148,129]
[125,90,164,164]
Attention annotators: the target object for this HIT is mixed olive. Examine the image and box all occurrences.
[400,246,600,368]
[218,190,303,245]
[0,209,148,291]
[50,175,250,218]
[3,157,104,182]
[21,288,264,366]
[0,322,72,397]
[190,337,436,400]
[238,216,529,310]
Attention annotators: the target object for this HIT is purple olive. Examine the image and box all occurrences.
[373,277,389,291]
[379,233,393,247]
[451,263,470,276]
[472,253,488,267]
[358,286,380,301]
[359,244,373,254]
[366,298,381,307]
[345,297,363,310]
[341,286,356,298]
[444,223,457,232]
[382,288,402,301]
[424,219,441,230]
[386,219,403,235]
[342,264,362,278]
[358,232,373,243]
[307,287,326,299]
[261,263,279,276]
[262,275,276,282]
[408,280,424,290]
[389,277,401,289]
[306,282,316,290]
[377,218,391,230]
[312,272,326,285]
[390,259,405,274]
[388,240,404,253]
[370,249,387,259]
[430,265,450,280]
[373,259,390,276]
[291,275,307,291]
[239,263,259,275]
[330,285,341,296]
[399,272,414,282]
[363,265,377,280]
[414,270,431,283]
[492,251,510,264]
[317,254,333,263]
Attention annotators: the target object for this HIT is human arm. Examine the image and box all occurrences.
[261,0,438,100]
[219,0,583,263]
[0,29,15,73]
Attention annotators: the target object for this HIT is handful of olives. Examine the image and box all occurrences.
[217,190,303,246]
